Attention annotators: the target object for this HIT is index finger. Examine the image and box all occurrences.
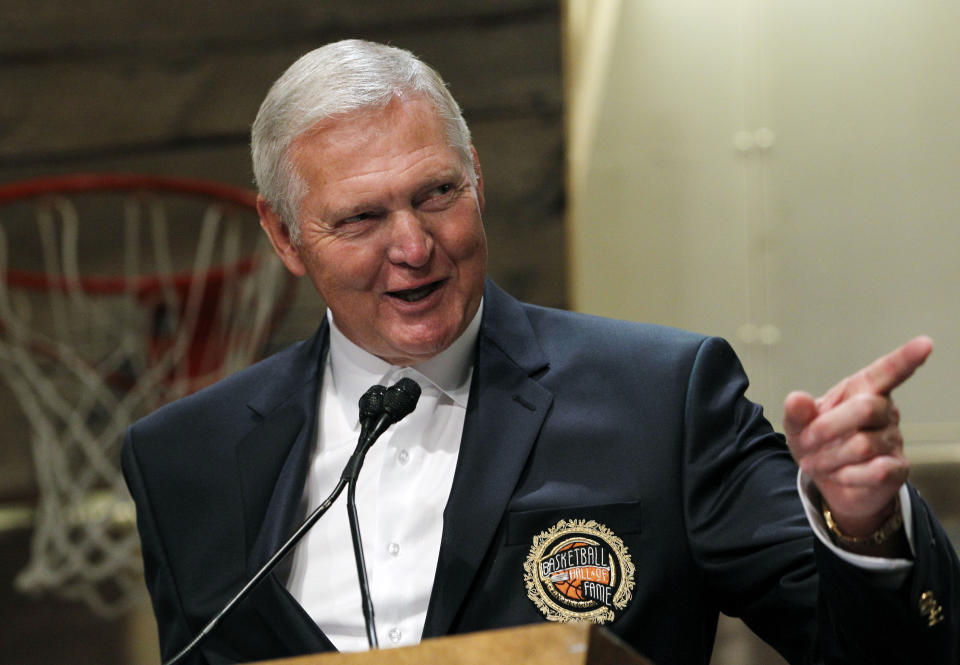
[860,335,933,395]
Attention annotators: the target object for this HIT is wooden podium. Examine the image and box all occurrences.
[248,623,654,665]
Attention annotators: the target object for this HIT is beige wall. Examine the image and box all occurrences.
[565,0,960,446]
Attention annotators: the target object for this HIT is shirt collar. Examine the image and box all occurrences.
[326,300,483,426]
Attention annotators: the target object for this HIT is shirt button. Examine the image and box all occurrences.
[388,627,402,643]
[388,542,400,557]
[397,449,410,464]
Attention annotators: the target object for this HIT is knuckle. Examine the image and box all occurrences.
[879,396,895,422]
[891,405,901,425]
[885,427,903,449]
[854,394,875,418]
[872,464,893,485]
[872,459,908,486]
[850,434,874,459]
[860,394,884,421]
[807,422,829,445]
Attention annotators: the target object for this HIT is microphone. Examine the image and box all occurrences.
[162,378,421,665]
[343,378,421,649]
[358,384,386,442]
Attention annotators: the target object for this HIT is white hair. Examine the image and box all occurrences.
[251,39,474,244]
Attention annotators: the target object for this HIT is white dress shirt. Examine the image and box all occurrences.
[285,304,481,652]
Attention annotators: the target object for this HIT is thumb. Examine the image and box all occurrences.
[783,391,818,445]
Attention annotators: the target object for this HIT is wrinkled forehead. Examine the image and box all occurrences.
[293,98,468,183]
[296,94,432,145]
[294,95,470,171]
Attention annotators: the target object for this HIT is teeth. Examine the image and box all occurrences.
[391,283,438,302]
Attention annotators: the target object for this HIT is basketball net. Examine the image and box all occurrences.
[0,174,296,617]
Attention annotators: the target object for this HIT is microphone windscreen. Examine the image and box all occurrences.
[359,385,386,422]
[383,378,421,420]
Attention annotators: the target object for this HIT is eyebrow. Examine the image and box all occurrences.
[323,169,468,220]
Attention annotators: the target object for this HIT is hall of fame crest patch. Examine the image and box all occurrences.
[523,519,635,624]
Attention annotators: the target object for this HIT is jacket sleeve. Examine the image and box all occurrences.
[681,336,960,664]
[681,336,821,663]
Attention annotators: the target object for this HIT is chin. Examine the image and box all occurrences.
[385,336,449,365]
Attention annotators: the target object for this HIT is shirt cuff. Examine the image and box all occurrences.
[797,471,914,577]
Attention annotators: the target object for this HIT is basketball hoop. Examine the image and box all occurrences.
[0,173,297,617]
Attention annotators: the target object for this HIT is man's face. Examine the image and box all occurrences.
[259,96,487,366]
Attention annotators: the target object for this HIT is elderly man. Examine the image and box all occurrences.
[123,40,959,665]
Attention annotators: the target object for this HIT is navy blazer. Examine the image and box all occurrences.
[123,280,959,665]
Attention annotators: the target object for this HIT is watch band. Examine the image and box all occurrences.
[822,496,904,546]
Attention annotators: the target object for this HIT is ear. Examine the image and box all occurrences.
[470,144,485,213]
[257,195,306,277]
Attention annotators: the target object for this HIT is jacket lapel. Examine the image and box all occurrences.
[234,322,334,653]
[423,280,553,636]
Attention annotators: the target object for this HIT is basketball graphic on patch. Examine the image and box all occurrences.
[550,541,595,600]
[523,519,634,624]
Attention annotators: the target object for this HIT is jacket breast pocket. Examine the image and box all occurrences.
[505,500,642,547]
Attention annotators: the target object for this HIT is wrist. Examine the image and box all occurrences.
[822,495,904,547]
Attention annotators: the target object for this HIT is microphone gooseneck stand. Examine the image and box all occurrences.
[346,472,377,647]
[162,379,421,665]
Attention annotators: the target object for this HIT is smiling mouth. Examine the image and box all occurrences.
[387,280,444,303]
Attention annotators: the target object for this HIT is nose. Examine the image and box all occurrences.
[386,211,433,268]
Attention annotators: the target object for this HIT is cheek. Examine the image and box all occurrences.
[443,217,487,264]
[462,228,488,275]
[307,241,385,292]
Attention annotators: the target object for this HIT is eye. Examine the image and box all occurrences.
[341,211,375,225]
[430,183,454,196]
[417,182,461,210]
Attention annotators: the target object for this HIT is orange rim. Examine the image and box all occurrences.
[0,172,262,294]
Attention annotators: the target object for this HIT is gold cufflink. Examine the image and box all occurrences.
[919,591,944,627]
